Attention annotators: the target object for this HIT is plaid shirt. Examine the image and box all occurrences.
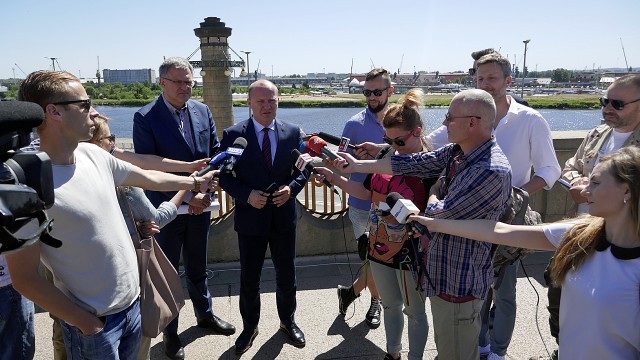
[391,137,512,298]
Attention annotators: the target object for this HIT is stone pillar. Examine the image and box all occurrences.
[194,17,235,139]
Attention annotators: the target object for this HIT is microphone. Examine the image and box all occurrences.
[385,192,427,235]
[307,136,343,162]
[557,178,572,190]
[298,140,320,157]
[291,149,338,194]
[317,132,357,151]
[197,137,247,176]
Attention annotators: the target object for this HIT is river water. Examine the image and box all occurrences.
[96,106,603,139]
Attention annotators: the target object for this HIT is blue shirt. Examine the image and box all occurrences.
[341,108,385,210]
[391,138,512,298]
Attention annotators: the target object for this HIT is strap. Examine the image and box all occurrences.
[116,187,141,246]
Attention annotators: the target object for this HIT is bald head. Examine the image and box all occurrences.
[452,89,496,132]
[248,79,278,98]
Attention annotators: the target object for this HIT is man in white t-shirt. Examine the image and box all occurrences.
[6,70,217,360]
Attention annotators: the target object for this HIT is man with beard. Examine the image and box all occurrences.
[473,53,560,360]
[336,68,394,328]
[539,73,640,360]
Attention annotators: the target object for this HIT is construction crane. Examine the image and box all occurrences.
[45,57,62,71]
[14,63,28,77]
[620,38,629,71]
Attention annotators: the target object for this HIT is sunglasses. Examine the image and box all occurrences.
[599,97,640,110]
[383,129,416,147]
[53,98,92,112]
[363,87,389,97]
[101,134,116,143]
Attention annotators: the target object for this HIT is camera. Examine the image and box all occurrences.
[0,101,59,254]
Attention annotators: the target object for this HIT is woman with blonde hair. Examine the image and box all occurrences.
[410,146,640,359]
[318,88,435,360]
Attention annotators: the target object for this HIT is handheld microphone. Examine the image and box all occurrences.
[298,140,320,157]
[291,149,338,194]
[307,136,343,162]
[557,178,572,190]
[317,132,357,151]
[385,192,427,235]
[197,137,247,176]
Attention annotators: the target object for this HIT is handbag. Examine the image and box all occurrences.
[118,187,185,338]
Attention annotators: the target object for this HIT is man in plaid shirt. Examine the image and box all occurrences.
[336,89,512,360]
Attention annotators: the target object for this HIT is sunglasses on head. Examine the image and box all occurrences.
[383,129,416,147]
[53,98,92,112]
[363,87,389,97]
[599,96,640,110]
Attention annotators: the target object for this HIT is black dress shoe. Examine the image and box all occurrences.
[279,322,306,348]
[235,328,259,355]
[197,315,236,335]
[163,333,185,360]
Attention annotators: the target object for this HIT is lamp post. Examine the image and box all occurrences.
[521,39,530,98]
[241,51,252,117]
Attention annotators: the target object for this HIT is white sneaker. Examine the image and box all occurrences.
[479,345,491,356]
[487,353,505,360]
[478,344,491,356]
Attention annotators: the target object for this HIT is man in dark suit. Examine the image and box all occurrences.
[133,57,235,359]
[219,79,310,355]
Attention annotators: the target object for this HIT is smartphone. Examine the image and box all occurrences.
[265,183,278,203]
[557,178,572,190]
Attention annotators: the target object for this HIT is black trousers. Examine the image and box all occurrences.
[544,256,561,344]
[237,228,297,330]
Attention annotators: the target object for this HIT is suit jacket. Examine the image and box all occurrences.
[219,118,310,236]
[133,94,219,206]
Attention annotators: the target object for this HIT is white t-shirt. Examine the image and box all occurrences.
[42,143,139,316]
[542,222,640,359]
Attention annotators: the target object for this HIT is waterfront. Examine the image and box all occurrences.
[98,106,603,139]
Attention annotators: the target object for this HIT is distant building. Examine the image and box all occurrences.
[103,69,156,85]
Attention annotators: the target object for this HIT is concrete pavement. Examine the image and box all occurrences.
[33,251,556,359]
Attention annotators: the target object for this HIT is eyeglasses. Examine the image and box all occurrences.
[100,134,116,143]
[53,98,92,112]
[162,77,195,87]
[444,113,482,122]
[599,97,640,110]
[363,87,389,97]
[383,129,416,147]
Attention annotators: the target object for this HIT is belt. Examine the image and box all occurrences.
[437,294,476,303]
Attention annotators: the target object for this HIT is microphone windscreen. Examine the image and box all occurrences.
[0,101,44,132]
[307,136,328,154]
[385,192,403,209]
[232,137,248,149]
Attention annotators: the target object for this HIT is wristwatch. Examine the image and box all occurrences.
[191,175,201,194]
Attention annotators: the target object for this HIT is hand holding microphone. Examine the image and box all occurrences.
[292,149,338,193]
[197,137,247,176]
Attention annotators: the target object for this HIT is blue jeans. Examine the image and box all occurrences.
[371,262,428,360]
[479,261,518,356]
[61,298,141,359]
[0,284,35,360]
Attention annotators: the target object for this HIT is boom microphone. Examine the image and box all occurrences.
[385,192,427,235]
[197,137,247,176]
[291,149,338,194]
[317,132,357,150]
[307,136,343,162]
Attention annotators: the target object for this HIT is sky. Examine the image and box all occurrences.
[2,0,639,80]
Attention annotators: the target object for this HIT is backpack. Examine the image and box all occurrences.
[492,186,542,288]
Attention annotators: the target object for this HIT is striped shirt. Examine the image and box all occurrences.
[391,137,512,298]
